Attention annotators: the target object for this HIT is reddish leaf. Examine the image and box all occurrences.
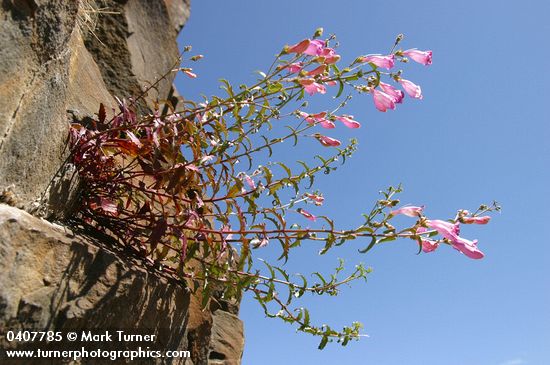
[98,103,106,123]
[114,140,140,156]
[137,158,154,174]
[149,218,168,249]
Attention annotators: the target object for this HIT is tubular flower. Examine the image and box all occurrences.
[399,78,423,99]
[426,220,484,259]
[421,239,439,253]
[318,47,341,64]
[307,65,327,76]
[450,236,484,259]
[461,216,491,224]
[243,174,256,189]
[359,54,395,69]
[379,82,404,104]
[416,227,439,253]
[321,76,337,86]
[390,205,424,217]
[305,39,326,56]
[335,115,361,128]
[287,39,310,54]
[251,237,269,248]
[299,78,327,96]
[298,209,317,222]
[298,111,334,129]
[372,89,396,112]
[283,62,303,73]
[305,193,324,206]
[402,48,433,65]
[315,134,341,147]
[288,39,339,63]
[426,220,460,240]
[183,70,197,78]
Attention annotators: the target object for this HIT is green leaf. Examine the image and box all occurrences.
[359,236,377,253]
[336,80,344,98]
[318,335,329,350]
[267,82,283,93]
[377,235,396,244]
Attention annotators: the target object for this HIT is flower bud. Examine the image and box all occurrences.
[314,27,324,38]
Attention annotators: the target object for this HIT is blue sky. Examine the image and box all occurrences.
[175,1,550,364]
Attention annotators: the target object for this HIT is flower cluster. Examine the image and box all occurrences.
[357,49,430,111]
[280,33,432,146]
[391,205,493,259]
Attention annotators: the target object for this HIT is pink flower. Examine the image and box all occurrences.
[305,39,326,56]
[335,115,361,128]
[359,54,395,70]
[399,79,423,99]
[183,70,197,78]
[243,174,256,189]
[321,76,337,86]
[299,111,334,129]
[184,164,200,172]
[252,237,269,248]
[305,193,324,206]
[286,62,304,73]
[379,82,404,104]
[200,155,215,164]
[450,236,484,259]
[427,220,484,259]
[299,209,317,222]
[416,227,439,253]
[319,47,340,64]
[461,216,491,225]
[426,220,460,240]
[422,239,439,253]
[287,39,310,54]
[221,225,233,241]
[372,89,396,112]
[403,49,433,66]
[315,134,341,147]
[390,205,424,217]
[307,65,327,76]
[288,39,334,60]
[299,78,327,96]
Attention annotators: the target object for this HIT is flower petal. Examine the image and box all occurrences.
[403,49,433,66]
[335,115,361,128]
[372,89,396,112]
[399,79,423,99]
[359,54,395,69]
[299,209,317,222]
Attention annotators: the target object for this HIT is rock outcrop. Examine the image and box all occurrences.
[0,1,243,364]
[0,0,189,219]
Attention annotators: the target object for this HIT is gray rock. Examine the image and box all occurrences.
[0,0,184,218]
[0,1,115,220]
[209,310,245,365]
[0,204,244,364]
